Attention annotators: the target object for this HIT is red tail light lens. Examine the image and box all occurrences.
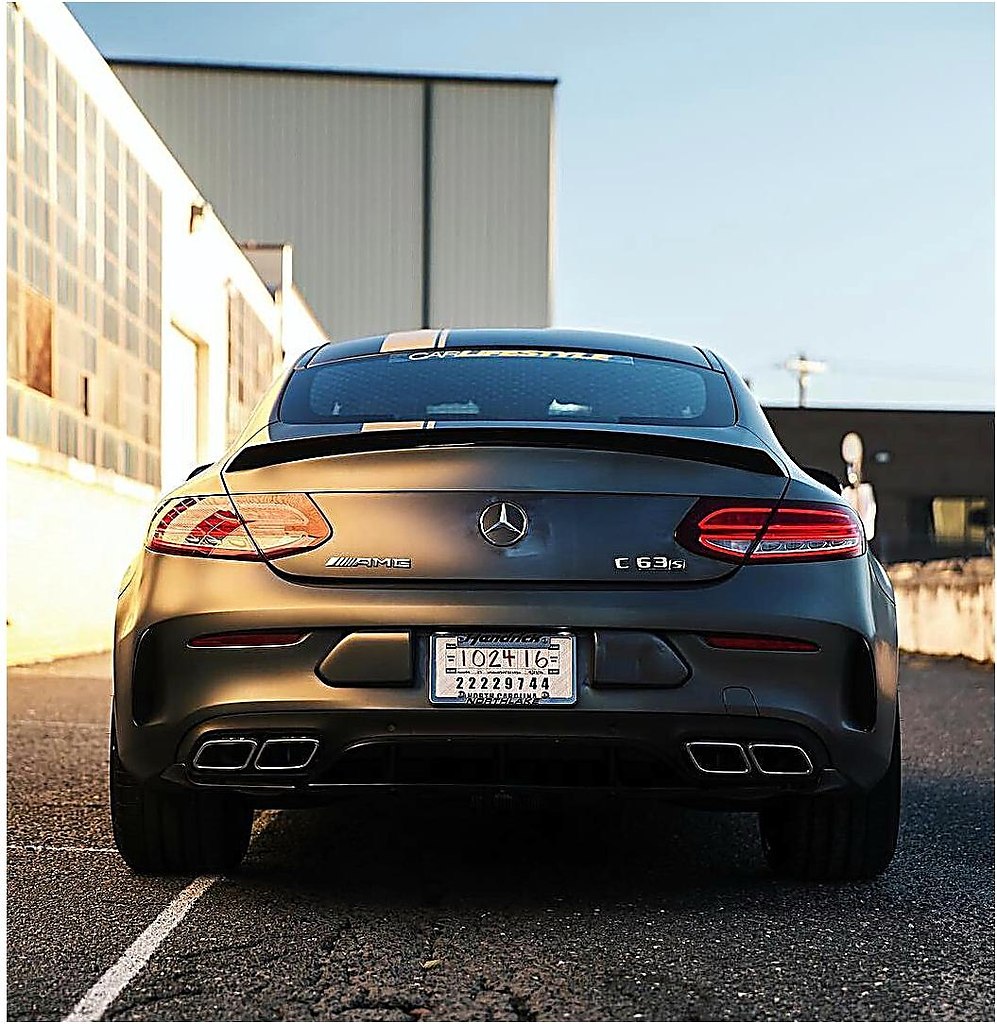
[147,494,330,560]
[228,493,331,558]
[148,496,257,558]
[750,505,864,560]
[694,506,773,558]
[677,499,865,563]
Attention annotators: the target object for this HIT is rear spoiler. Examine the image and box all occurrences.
[226,426,786,477]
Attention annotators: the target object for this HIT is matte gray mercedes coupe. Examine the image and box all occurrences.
[112,329,900,880]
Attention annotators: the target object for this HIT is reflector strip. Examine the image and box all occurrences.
[188,631,309,648]
[702,634,819,652]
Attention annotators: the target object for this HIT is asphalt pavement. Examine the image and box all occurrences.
[6,654,994,1022]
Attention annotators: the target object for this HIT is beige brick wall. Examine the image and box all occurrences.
[889,558,995,664]
[6,455,155,665]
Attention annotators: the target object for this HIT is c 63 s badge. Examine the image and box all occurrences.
[326,556,413,569]
[614,555,687,572]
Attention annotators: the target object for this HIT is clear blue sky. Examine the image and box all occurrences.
[71,2,994,409]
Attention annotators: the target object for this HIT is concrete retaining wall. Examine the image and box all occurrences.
[889,558,994,664]
[6,453,154,665]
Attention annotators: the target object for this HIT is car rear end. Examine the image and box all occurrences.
[112,331,900,879]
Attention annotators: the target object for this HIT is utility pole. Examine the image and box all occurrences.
[783,353,827,408]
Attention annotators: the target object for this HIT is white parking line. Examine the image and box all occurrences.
[63,810,277,1022]
[9,845,118,854]
[64,874,218,1022]
[10,720,106,729]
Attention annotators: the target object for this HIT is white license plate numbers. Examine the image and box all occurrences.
[430,633,576,706]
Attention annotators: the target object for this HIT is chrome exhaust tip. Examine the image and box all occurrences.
[686,741,751,775]
[192,737,257,771]
[254,737,320,771]
[748,743,813,776]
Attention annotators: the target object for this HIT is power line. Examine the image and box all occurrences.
[782,353,826,408]
[751,359,983,386]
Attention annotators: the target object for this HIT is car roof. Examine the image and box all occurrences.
[305,328,715,369]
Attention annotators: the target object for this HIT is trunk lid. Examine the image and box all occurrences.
[223,425,788,584]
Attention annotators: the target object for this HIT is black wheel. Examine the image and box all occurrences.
[759,713,901,881]
[110,717,253,875]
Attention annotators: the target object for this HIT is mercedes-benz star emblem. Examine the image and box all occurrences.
[478,501,529,547]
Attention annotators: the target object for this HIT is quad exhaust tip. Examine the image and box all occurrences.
[686,741,751,775]
[255,737,320,771]
[747,742,813,776]
[192,736,320,772]
[192,737,257,771]
[686,740,814,776]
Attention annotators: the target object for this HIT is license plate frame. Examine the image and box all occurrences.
[429,632,577,707]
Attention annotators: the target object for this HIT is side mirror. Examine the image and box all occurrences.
[803,466,843,494]
[186,463,212,481]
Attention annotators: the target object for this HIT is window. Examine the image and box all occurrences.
[57,410,78,458]
[103,299,118,342]
[56,114,75,168]
[56,161,75,215]
[56,62,75,109]
[24,133,47,190]
[6,6,16,98]
[7,273,23,378]
[7,220,18,273]
[23,387,53,447]
[227,291,279,441]
[8,382,21,437]
[24,288,53,395]
[24,79,46,135]
[932,498,993,547]
[7,106,17,162]
[281,350,737,428]
[24,237,50,296]
[104,206,119,256]
[7,166,17,215]
[23,22,47,80]
[100,433,118,472]
[56,215,76,262]
[56,264,77,312]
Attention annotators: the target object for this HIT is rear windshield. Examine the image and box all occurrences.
[279,348,736,427]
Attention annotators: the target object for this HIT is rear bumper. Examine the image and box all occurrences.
[114,552,899,802]
[167,708,851,808]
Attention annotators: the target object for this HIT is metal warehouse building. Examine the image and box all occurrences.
[109,59,557,342]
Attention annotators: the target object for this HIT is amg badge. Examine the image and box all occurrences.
[325,555,413,569]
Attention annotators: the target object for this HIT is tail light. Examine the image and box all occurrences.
[147,494,330,560]
[677,499,864,563]
[229,493,331,558]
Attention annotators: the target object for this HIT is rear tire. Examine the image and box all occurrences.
[759,712,901,881]
[110,718,253,875]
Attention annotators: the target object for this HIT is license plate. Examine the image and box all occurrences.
[430,633,576,706]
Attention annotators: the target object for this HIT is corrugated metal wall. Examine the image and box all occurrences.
[110,63,554,341]
[429,82,552,328]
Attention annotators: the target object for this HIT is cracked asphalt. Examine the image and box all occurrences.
[6,654,994,1021]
